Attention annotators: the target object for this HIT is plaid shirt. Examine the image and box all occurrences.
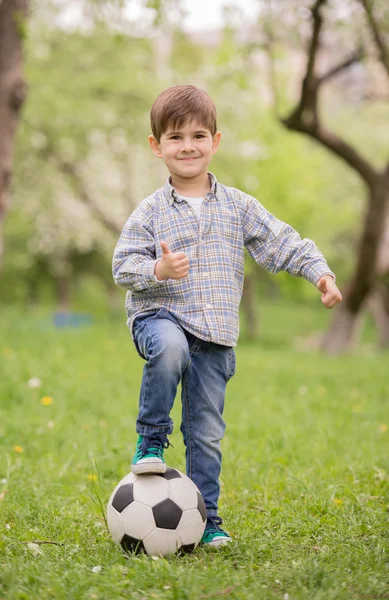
[113,172,334,347]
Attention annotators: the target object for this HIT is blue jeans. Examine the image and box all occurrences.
[131,308,236,517]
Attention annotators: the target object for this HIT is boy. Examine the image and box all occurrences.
[112,85,342,547]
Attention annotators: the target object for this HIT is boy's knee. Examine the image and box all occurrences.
[150,328,190,370]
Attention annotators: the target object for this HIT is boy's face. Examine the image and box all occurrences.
[148,121,221,181]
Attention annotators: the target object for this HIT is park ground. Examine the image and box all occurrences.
[0,300,388,599]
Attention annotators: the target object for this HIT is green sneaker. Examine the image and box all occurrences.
[131,434,170,475]
[201,516,232,547]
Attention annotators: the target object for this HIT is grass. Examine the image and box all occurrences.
[0,300,388,599]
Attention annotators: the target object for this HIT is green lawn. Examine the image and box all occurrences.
[1,301,388,599]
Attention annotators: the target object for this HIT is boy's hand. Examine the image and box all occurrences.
[317,275,342,309]
[155,241,190,281]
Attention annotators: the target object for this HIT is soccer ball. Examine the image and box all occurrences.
[107,468,207,556]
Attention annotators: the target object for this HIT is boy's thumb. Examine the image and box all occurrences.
[316,277,327,293]
[160,241,171,255]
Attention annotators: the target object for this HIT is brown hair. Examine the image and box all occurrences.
[150,85,217,142]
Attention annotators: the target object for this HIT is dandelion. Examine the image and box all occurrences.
[82,424,90,430]
[14,446,23,453]
[88,474,97,481]
[40,396,54,406]
[91,566,101,573]
[28,377,42,389]
[378,424,388,433]
[47,421,55,429]
[333,498,343,506]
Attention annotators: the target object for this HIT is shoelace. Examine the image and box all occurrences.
[205,516,227,535]
[140,434,172,457]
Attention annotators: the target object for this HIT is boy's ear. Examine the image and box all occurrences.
[212,131,222,154]
[148,135,163,158]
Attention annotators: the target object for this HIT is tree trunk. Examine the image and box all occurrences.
[321,181,389,353]
[368,284,389,348]
[0,0,28,269]
[55,276,70,312]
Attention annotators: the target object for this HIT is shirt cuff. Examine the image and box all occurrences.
[317,272,336,284]
[301,262,336,286]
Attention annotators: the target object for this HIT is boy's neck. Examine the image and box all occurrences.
[170,172,211,198]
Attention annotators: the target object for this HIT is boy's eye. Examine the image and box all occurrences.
[168,134,206,140]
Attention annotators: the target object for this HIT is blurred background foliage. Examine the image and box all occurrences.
[1,0,389,315]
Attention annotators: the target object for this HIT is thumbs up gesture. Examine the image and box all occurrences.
[155,241,190,281]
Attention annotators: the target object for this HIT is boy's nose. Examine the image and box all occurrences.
[182,138,195,151]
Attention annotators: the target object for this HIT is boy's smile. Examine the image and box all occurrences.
[149,122,221,191]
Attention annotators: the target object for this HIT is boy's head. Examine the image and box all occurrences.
[148,85,221,182]
[150,85,217,143]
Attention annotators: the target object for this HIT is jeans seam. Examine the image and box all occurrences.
[182,376,193,481]
[138,328,153,428]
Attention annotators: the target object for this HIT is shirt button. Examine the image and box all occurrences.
[206,303,212,309]
[203,272,209,277]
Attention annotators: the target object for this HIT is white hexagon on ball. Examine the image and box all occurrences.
[177,509,206,547]
[106,504,124,543]
[168,475,199,510]
[133,475,169,507]
[143,528,181,557]
[121,501,155,540]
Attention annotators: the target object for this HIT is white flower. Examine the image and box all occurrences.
[27,377,42,389]
[92,566,101,573]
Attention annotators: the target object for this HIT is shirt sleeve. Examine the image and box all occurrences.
[112,198,167,292]
[242,195,335,285]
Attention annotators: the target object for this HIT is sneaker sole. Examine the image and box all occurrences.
[203,537,232,547]
[131,461,166,475]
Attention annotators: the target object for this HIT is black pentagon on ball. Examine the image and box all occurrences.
[120,534,145,555]
[197,492,207,522]
[112,483,134,513]
[157,467,181,480]
[152,498,183,529]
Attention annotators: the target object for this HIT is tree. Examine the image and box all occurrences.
[272,0,389,352]
[0,0,29,269]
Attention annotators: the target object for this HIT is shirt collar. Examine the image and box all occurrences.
[163,172,218,206]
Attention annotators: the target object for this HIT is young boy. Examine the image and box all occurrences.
[112,84,342,547]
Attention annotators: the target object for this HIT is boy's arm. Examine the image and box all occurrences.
[242,195,341,304]
[112,200,165,292]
